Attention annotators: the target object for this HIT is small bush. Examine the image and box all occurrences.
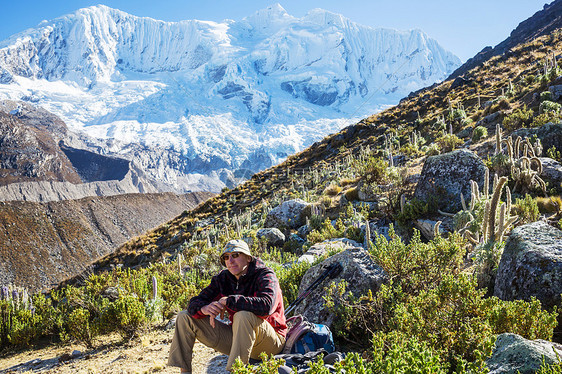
[395,198,437,225]
[423,143,441,156]
[435,133,463,153]
[531,112,562,128]
[323,183,342,196]
[104,295,147,336]
[547,146,562,162]
[67,308,96,347]
[514,194,540,224]
[540,91,554,102]
[503,106,534,131]
[539,100,562,115]
[472,126,488,143]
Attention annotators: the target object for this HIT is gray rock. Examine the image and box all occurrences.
[264,199,310,230]
[293,246,387,328]
[297,238,361,264]
[539,157,562,189]
[487,333,562,374]
[494,221,562,309]
[475,111,502,129]
[413,219,442,240]
[256,228,285,247]
[514,122,562,154]
[549,84,562,101]
[414,149,487,213]
[297,224,311,239]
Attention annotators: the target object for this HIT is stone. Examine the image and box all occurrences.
[475,111,502,129]
[293,246,387,328]
[102,286,121,301]
[414,149,487,213]
[413,219,442,240]
[297,238,361,264]
[297,224,311,239]
[514,122,562,154]
[450,76,473,90]
[256,228,285,247]
[494,221,562,309]
[549,84,562,101]
[487,333,562,374]
[264,199,310,230]
[539,157,562,189]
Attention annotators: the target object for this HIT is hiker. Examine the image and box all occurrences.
[168,239,287,373]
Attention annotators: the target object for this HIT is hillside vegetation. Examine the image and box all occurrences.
[3,26,562,374]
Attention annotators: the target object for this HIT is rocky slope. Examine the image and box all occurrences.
[0,191,213,292]
[0,100,165,202]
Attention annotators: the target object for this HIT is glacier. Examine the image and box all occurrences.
[0,4,461,193]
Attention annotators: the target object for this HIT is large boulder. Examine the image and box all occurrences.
[264,199,310,230]
[539,157,562,189]
[487,333,562,374]
[256,228,285,247]
[494,221,562,309]
[293,246,387,328]
[514,122,562,153]
[414,149,487,213]
[297,238,361,264]
[549,84,562,101]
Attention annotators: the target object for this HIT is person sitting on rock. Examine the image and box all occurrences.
[168,239,287,373]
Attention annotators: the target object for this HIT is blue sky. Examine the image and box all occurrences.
[0,0,550,62]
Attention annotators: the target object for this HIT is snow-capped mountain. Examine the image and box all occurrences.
[0,4,461,193]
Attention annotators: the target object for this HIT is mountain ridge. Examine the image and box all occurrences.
[0,4,461,192]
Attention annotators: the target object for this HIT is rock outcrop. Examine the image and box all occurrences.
[293,246,387,328]
[256,228,285,247]
[297,238,361,264]
[539,157,562,189]
[514,122,562,154]
[264,199,310,230]
[487,333,562,374]
[414,149,487,213]
[494,221,562,309]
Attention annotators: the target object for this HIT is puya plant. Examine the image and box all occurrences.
[494,124,547,195]
[455,168,519,245]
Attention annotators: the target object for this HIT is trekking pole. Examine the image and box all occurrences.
[285,262,343,317]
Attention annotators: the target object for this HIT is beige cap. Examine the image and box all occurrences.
[220,239,252,266]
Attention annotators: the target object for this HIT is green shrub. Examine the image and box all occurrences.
[423,142,441,156]
[531,112,562,128]
[352,156,389,184]
[435,133,463,153]
[503,105,534,131]
[67,308,96,347]
[371,331,449,373]
[395,198,438,225]
[547,146,562,162]
[539,100,562,114]
[472,126,488,142]
[514,194,540,224]
[104,295,147,337]
[540,91,554,102]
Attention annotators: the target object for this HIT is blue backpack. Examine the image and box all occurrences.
[282,315,335,354]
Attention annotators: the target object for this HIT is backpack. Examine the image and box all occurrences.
[282,315,335,354]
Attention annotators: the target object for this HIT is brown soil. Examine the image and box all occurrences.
[0,327,228,374]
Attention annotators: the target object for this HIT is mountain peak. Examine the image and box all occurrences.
[243,3,295,32]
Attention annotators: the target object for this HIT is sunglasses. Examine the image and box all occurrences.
[221,252,241,262]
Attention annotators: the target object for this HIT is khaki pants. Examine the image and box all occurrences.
[168,310,285,372]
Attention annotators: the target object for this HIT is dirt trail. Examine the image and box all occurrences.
[0,327,228,374]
